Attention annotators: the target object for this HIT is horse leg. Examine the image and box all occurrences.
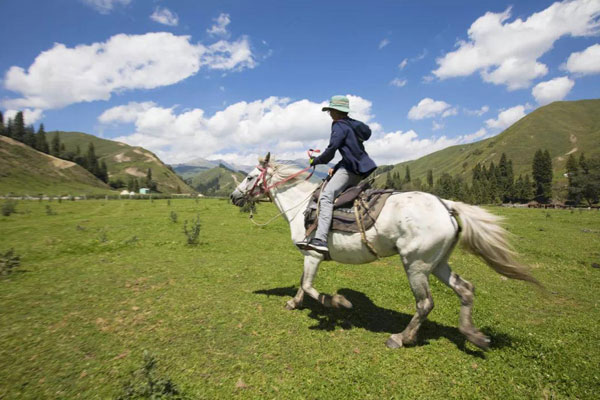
[296,255,352,309]
[387,262,434,348]
[433,262,490,350]
[285,273,305,310]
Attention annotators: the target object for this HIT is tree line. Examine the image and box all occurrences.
[383,149,599,206]
[0,110,159,192]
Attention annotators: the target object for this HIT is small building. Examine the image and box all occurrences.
[120,190,130,196]
[139,188,150,194]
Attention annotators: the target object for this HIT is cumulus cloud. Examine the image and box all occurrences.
[390,78,407,87]
[532,76,575,104]
[4,108,44,125]
[398,59,408,69]
[379,38,390,49]
[2,32,255,110]
[97,94,466,165]
[432,121,444,131]
[564,43,600,75]
[485,105,526,129]
[408,98,456,120]
[81,0,131,14]
[464,105,490,116]
[207,13,231,37]
[150,7,179,26]
[433,0,600,89]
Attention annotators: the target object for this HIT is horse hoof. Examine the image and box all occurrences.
[386,337,403,349]
[332,294,352,309]
[468,332,491,350]
[285,300,297,310]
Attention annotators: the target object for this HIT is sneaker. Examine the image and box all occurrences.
[295,239,310,250]
[306,238,329,254]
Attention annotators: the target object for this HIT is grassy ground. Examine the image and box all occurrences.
[0,199,599,399]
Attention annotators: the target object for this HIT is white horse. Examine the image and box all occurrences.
[230,154,539,349]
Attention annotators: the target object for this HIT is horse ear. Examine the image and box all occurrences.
[264,152,271,165]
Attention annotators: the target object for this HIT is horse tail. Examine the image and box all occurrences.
[443,200,541,286]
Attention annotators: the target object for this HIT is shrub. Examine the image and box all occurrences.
[1,200,17,216]
[117,350,186,400]
[0,249,20,276]
[183,215,201,245]
[170,211,178,223]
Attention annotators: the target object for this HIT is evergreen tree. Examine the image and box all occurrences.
[5,118,13,139]
[127,176,135,192]
[0,111,5,136]
[566,154,581,205]
[532,149,553,203]
[12,111,26,142]
[36,124,49,154]
[60,143,66,156]
[99,160,109,183]
[404,166,411,183]
[133,178,140,193]
[23,125,36,148]
[146,168,153,189]
[51,133,61,157]
[426,169,433,188]
[86,142,99,176]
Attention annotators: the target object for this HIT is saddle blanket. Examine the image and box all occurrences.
[304,188,395,235]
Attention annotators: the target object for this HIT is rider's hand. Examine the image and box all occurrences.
[328,168,334,176]
[309,157,315,166]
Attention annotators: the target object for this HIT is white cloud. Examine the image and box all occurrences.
[150,7,179,26]
[458,127,488,143]
[3,32,255,111]
[485,105,526,129]
[207,13,231,37]
[379,39,390,49]
[365,130,458,165]
[464,105,490,116]
[4,108,44,125]
[433,0,600,89]
[398,59,408,69]
[408,98,455,120]
[432,121,444,131]
[81,0,131,14]
[532,76,575,105]
[564,43,600,75]
[390,78,407,87]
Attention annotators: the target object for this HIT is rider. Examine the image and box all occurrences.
[297,95,377,254]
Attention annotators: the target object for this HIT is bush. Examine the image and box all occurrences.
[117,350,186,400]
[1,200,17,216]
[0,249,20,276]
[170,211,178,223]
[183,215,201,245]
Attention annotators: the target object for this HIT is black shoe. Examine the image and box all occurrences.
[306,238,329,254]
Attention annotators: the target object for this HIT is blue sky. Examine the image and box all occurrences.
[1,0,599,165]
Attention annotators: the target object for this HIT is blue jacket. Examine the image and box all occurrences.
[313,118,377,176]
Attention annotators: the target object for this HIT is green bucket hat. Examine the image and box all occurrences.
[322,95,350,113]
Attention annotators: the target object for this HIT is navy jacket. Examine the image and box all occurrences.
[313,118,377,176]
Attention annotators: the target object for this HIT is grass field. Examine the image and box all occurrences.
[1,199,599,399]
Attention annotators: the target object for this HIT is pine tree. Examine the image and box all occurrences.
[86,143,99,177]
[566,154,581,205]
[532,149,553,203]
[23,125,36,148]
[99,160,109,183]
[404,166,411,183]
[51,133,61,157]
[0,111,5,136]
[36,124,50,154]
[12,112,26,142]
[133,178,140,193]
[427,169,433,188]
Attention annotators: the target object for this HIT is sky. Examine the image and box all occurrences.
[1,0,599,166]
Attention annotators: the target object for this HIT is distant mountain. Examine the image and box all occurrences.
[47,131,194,194]
[185,165,247,197]
[173,157,253,174]
[374,99,600,187]
[0,136,110,195]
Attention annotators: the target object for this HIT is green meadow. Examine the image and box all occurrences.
[1,199,599,399]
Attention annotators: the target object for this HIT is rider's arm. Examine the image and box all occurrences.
[312,123,347,166]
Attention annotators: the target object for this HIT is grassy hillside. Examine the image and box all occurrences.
[48,131,194,194]
[0,136,111,196]
[376,99,600,187]
[185,165,246,196]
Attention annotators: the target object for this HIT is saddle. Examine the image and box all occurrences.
[303,181,395,237]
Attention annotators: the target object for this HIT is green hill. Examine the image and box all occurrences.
[375,99,600,187]
[47,131,194,194]
[0,136,111,196]
[186,164,246,197]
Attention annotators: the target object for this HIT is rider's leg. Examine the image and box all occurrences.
[313,168,361,244]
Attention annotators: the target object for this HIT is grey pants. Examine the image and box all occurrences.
[314,167,362,242]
